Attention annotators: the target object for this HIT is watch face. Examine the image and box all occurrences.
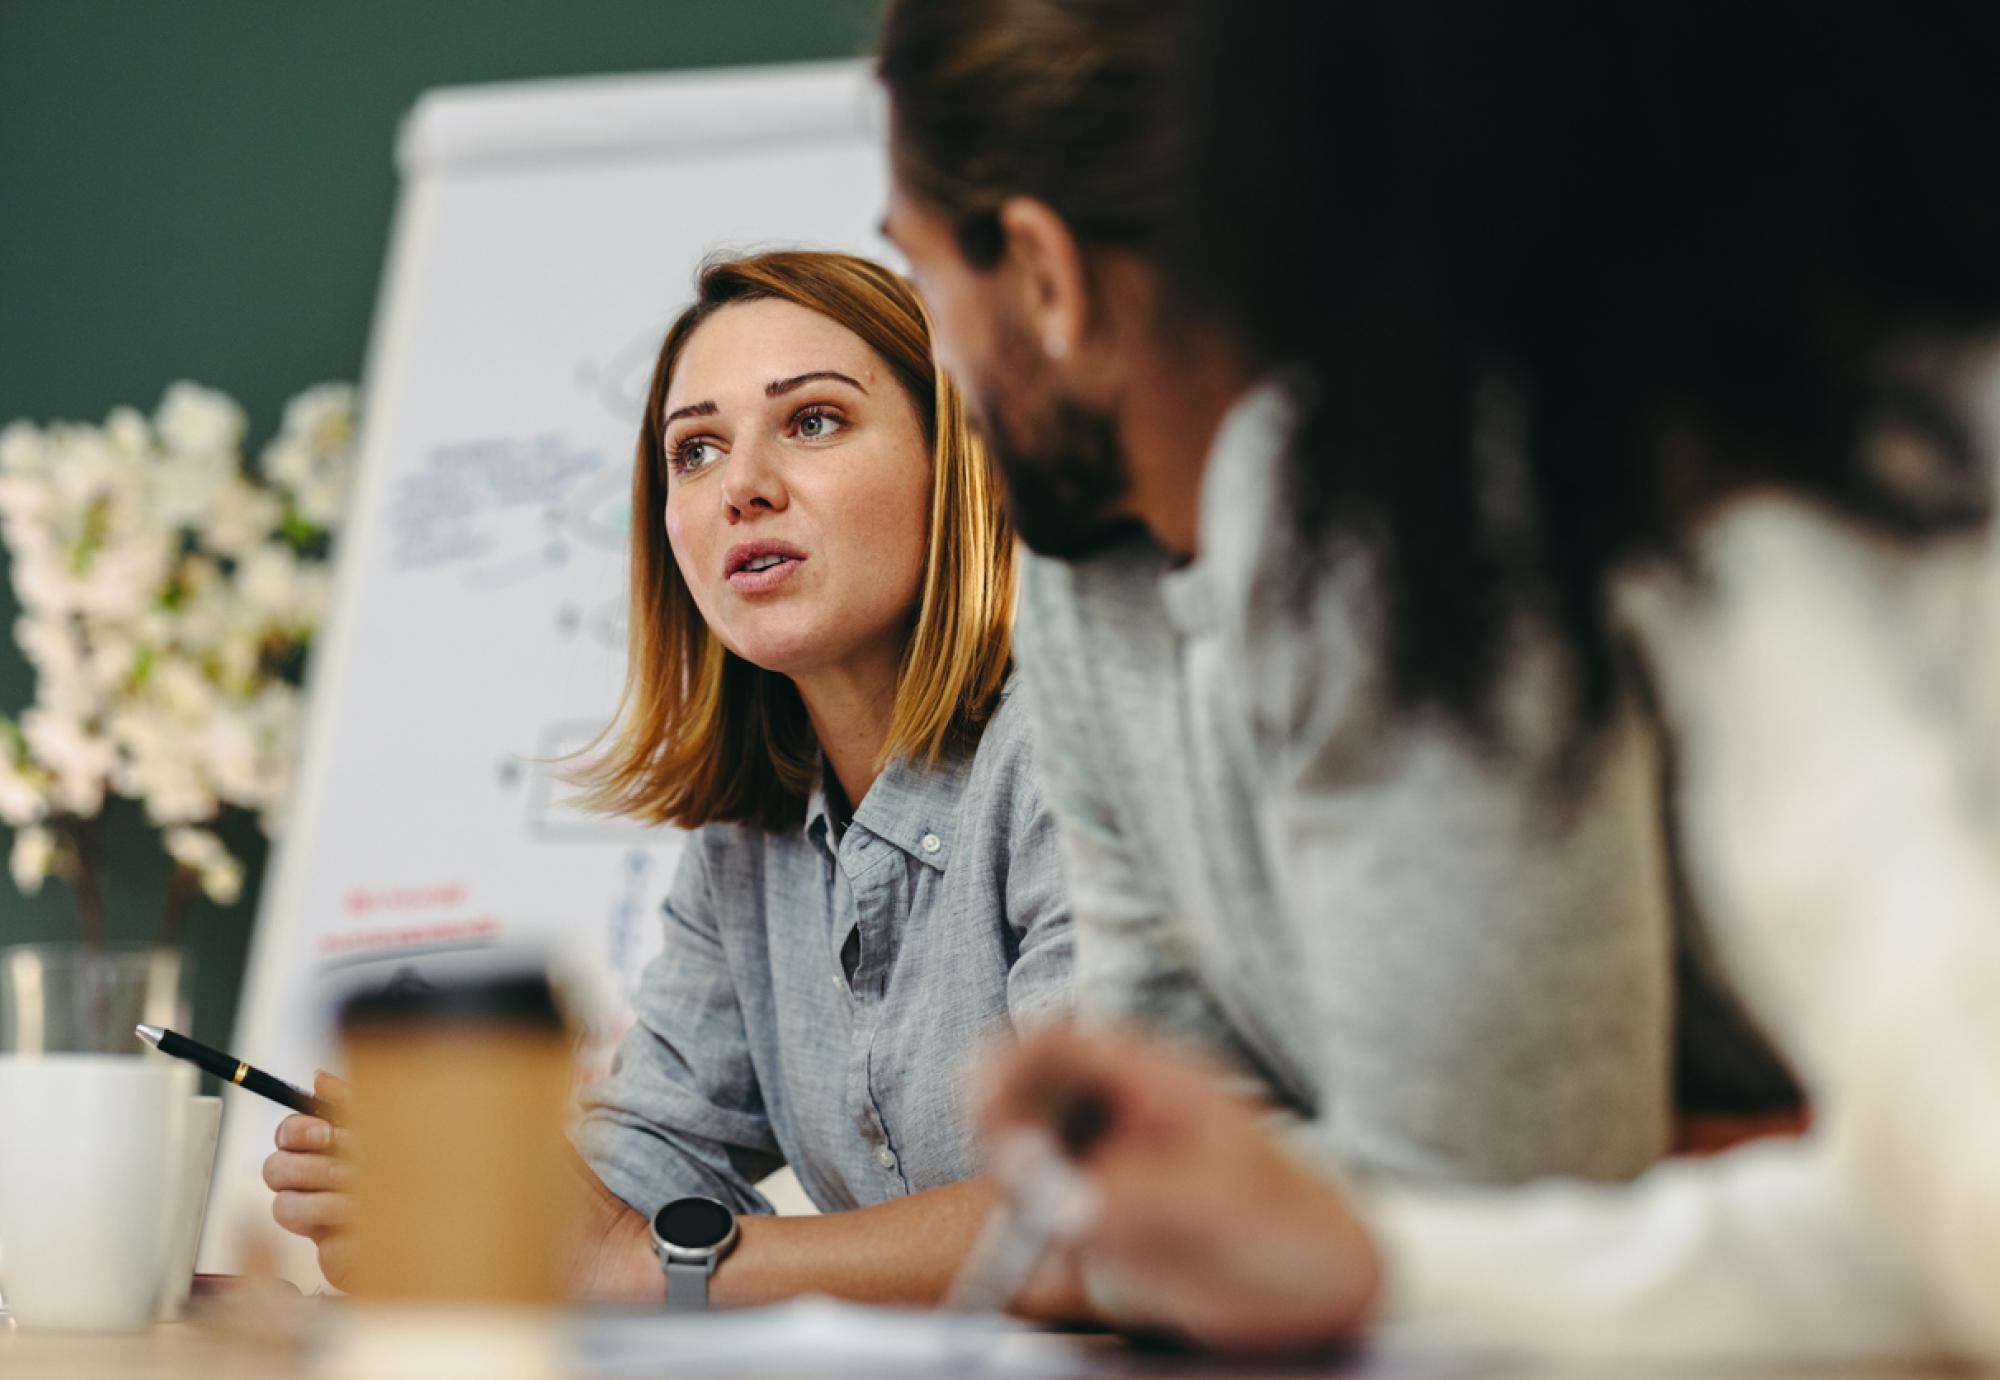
[654,1196,734,1251]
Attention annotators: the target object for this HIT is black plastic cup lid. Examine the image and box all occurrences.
[337,970,565,1034]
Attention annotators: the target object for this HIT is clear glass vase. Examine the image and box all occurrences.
[0,943,192,1055]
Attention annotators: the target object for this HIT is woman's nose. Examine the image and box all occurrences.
[721,437,787,518]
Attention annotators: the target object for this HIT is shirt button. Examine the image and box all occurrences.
[920,833,941,854]
[831,973,844,993]
[876,1145,898,1171]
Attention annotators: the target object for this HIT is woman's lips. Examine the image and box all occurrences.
[726,555,804,593]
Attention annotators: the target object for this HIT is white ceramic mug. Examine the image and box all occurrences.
[0,1054,193,1330]
[156,1094,223,1321]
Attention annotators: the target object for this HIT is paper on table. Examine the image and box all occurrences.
[570,1296,1097,1377]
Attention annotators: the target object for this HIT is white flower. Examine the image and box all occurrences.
[198,476,283,559]
[0,380,347,874]
[47,425,123,506]
[244,683,301,821]
[198,683,302,815]
[154,450,238,529]
[290,565,332,630]
[262,383,358,529]
[0,421,44,473]
[113,712,219,825]
[177,553,223,600]
[237,543,301,620]
[170,584,230,656]
[164,826,228,871]
[90,462,164,544]
[262,437,311,493]
[0,765,49,827]
[128,750,217,826]
[279,383,358,453]
[21,701,114,817]
[104,406,151,457]
[32,668,102,725]
[10,825,55,895]
[199,711,263,805]
[155,382,246,457]
[149,655,218,722]
[50,765,107,817]
[165,826,243,905]
[165,827,241,900]
[82,635,139,696]
[235,542,327,631]
[73,532,175,622]
[9,550,78,616]
[200,856,244,905]
[0,474,47,525]
[15,614,82,680]
[21,706,116,787]
[107,703,173,764]
[211,630,262,695]
[294,472,350,528]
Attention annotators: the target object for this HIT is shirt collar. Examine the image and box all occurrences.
[799,736,976,873]
[803,773,837,854]
[1158,372,1302,637]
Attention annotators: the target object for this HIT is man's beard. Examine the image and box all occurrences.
[967,329,1147,561]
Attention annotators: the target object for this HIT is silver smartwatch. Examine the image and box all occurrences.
[649,1195,740,1311]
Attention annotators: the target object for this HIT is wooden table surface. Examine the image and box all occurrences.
[1,1309,1981,1380]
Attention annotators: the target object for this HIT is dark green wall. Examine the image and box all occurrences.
[0,0,881,1048]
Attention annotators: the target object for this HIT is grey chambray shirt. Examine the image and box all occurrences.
[576,684,1073,1219]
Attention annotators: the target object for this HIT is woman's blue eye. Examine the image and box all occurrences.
[795,407,844,440]
[671,439,716,472]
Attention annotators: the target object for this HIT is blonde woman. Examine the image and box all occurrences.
[265,252,1074,1309]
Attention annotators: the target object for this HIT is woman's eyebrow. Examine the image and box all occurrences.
[663,399,719,426]
[766,370,866,398]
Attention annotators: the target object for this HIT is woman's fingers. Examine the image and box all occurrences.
[313,1069,352,1106]
[263,1149,355,1194]
[316,1231,358,1292]
[270,1188,356,1241]
[274,1113,354,1157]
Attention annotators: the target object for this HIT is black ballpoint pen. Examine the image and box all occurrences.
[136,1023,333,1121]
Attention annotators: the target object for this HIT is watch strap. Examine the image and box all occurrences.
[666,1257,711,1312]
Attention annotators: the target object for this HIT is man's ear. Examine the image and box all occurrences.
[997,196,1091,365]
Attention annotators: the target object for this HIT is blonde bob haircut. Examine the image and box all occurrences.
[576,250,1016,833]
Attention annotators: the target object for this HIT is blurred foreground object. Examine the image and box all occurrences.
[338,969,572,1303]
[0,382,357,943]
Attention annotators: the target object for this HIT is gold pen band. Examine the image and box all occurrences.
[232,1061,249,1086]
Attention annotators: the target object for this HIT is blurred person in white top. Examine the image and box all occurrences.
[972,0,2000,1358]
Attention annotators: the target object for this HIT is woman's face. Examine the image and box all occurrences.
[660,298,933,683]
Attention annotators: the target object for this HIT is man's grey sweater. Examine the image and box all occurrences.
[1011,381,1676,1185]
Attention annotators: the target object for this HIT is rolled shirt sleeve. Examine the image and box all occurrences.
[994,728,1076,1031]
[576,838,783,1218]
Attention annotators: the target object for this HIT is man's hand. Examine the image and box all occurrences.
[979,1026,1382,1353]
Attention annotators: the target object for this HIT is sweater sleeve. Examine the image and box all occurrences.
[1369,1134,1951,1360]
[1618,499,2000,1354]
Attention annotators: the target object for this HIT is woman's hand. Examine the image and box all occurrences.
[981,1026,1382,1354]
[263,1070,357,1289]
[264,1074,673,1299]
